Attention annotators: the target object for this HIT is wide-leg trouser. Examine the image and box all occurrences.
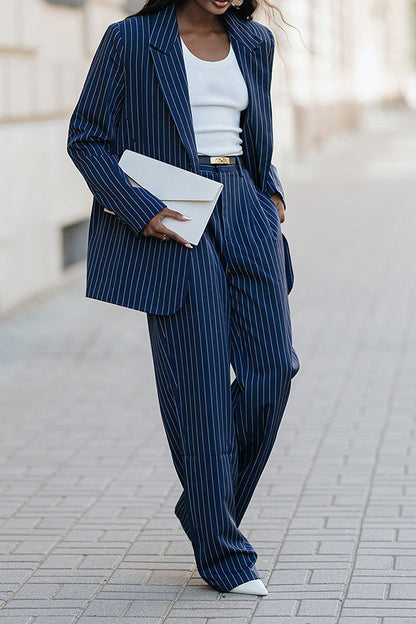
[146,160,300,593]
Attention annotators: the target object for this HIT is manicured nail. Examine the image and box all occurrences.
[182,215,192,220]
[185,243,193,249]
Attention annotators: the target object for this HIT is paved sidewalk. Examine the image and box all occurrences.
[1,106,415,624]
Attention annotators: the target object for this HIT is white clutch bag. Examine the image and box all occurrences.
[105,150,224,245]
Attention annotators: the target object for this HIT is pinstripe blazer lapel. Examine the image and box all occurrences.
[149,5,200,173]
[223,10,272,191]
[223,8,265,136]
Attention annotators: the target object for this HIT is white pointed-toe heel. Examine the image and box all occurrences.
[229,579,268,596]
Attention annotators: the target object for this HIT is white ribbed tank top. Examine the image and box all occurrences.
[180,36,249,156]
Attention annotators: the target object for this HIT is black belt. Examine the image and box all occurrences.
[198,155,241,165]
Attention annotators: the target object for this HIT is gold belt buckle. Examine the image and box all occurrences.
[210,156,230,165]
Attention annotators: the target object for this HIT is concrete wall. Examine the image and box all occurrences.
[0,0,126,312]
[0,0,414,312]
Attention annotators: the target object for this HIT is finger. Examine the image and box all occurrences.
[158,224,193,247]
[161,208,192,221]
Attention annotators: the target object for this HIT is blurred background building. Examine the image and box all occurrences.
[0,0,415,313]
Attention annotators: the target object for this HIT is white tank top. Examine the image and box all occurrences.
[180,36,249,156]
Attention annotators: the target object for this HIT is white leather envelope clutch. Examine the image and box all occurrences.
[104,150,224,245]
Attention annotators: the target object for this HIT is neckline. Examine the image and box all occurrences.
[180,36,232,64]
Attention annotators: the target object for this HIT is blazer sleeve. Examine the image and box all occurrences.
[264,29,286,209]
[67,23,166,235]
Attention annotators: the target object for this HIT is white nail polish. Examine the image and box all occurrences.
[185,243,193,249]
[182,215,192,220]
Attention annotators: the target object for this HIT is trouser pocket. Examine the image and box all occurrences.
[254,186,282,242]
[282,233,294,294]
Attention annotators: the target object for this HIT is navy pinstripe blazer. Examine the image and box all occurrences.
[67,3,287,314]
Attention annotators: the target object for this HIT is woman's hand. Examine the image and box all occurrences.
[269,192,285,223]
[141,207,193,248]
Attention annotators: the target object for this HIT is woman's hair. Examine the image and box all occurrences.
[129,0,254,21]
[125,0,297,54]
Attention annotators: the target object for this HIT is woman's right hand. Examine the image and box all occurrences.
[141,207,193,248]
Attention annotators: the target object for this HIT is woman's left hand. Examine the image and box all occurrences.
[269,192,285,223]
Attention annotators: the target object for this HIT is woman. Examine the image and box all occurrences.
[67,0,299,596]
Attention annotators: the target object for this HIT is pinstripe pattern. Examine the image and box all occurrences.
[147,161,299,592]
[67,3,286,314]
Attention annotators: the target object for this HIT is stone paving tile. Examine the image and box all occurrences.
[53,584,102,599]
[0,570,34,584]
[250,620,336,624]
[167,607,255,619]
[0,608,85,617]
[31,619,76,624]
[1,107,416,623]
[337,620,380,624]
[267,585,343,599]
[207,619,251,624]
[252,599,297,616]
[124,599,172,617]
[3,599,87,610]
[346,582,388,599]
[146,569,194,585]
[26,572,110,583]
[344,608,416,617]
[11,584,60,599]
[382,620,416,624]
[268,569,309,584]
[0,619,33,624]
[81,599,132,616]
[296,599,341,616]
[76,619,164,624]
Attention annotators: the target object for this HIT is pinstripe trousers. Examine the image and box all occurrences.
[146,157,300,592]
